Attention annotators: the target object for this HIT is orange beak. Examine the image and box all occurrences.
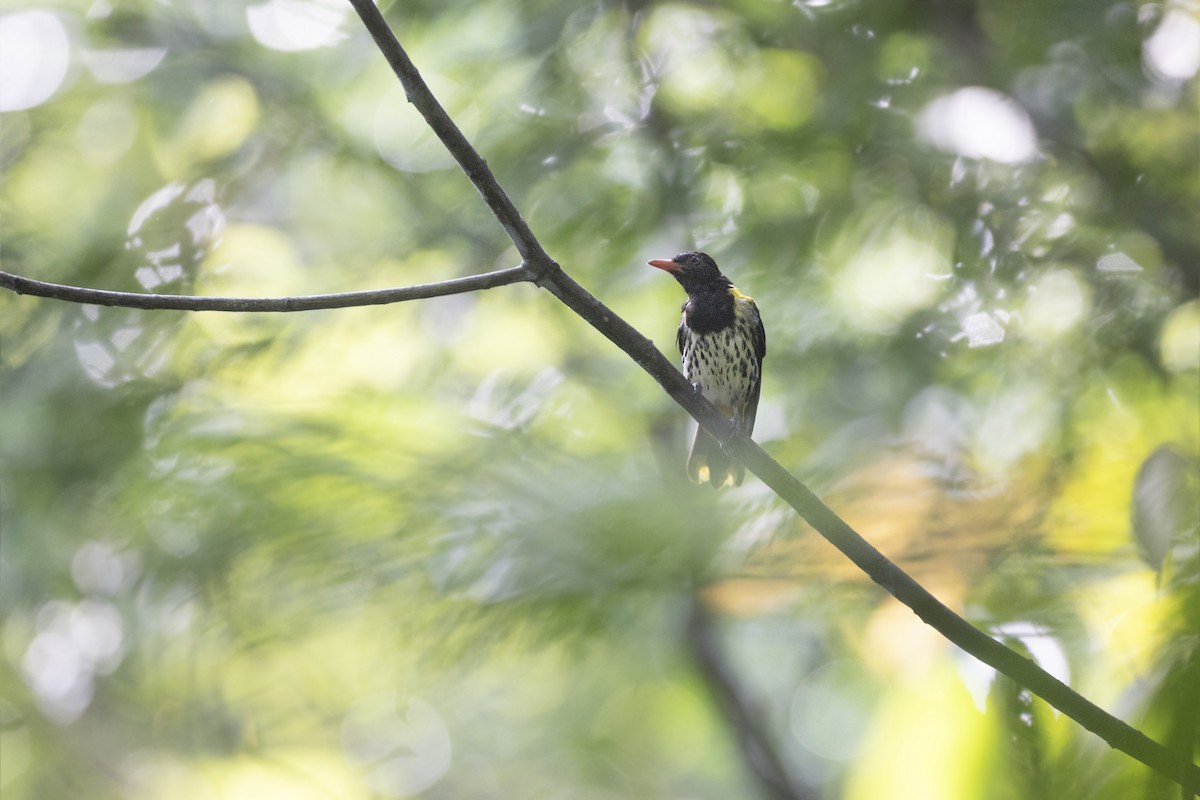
[648,259,680,273]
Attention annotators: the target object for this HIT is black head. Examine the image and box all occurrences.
[648,251,730,294]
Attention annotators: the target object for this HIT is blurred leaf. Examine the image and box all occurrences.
[1131,444,1200,575]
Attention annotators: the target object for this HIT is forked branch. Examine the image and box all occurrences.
[344,1,1200,791]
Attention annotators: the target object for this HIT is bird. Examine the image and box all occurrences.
[649,251,766,488]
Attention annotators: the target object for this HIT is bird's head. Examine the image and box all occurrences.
[648,251,729,294]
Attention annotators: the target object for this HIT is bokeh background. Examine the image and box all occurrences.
[1,0,1198,798]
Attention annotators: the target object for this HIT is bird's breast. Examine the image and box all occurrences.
[680,317,761,408]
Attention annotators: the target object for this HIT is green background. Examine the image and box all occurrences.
[1,0,1197,798]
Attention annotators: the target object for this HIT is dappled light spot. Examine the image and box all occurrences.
[846,658,992,799]
[1023,268,1088,341]
[76,97,137,166]
[341,694,452,796]
[71,179,223,385]
[829,206,953,332]
[642,9,819,131]
[1159,300,1200,372]
[953,311,1005,348]
[878,32,931,85]
[119,752,360,798]
[1144,9,1200,82]
[1076,573,1170,677]
[740,49,821,130]
[71,541,138,597]
[902,386,972,462]
[73,305,172,387]
[1042,212,1076,241]
[199,225,295,293]
[192,224,303,342]
[127,179,225,266]
[371,80,478,173]
[1096,251,1142,273]
[641,5,727,114]
[918,87,1037,164]
[80,47,166,84]
[974,382,1059,476]
[246,0,348,52]
[21,600,125,725]
[453,296,567,375]
[0,10,70,112]
[128,183,188,238]
[159,76,260,168]
[791,659,876,760]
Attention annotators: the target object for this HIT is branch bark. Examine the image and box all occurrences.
[346,2,1200,792]
[0,267,530,311]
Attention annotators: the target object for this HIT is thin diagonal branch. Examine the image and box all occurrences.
[727,436,1198,795]
[0,267,530,312]
[686,595,815,800]
[345,0,712,419]
[348,6,1200,793]
[348,0,549,268]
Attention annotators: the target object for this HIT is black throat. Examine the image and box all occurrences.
[684,286,736,334]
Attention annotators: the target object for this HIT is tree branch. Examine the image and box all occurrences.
[725,436,1199,793]
[345,0,722,426]
[347,5,1200,792]
[0,266,530,311]
[348,0,549,269]
[686,595,816,800]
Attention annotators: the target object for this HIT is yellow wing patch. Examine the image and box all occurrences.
[729,286,759,321]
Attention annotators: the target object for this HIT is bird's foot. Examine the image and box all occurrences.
[714,409,742,451]
[728,408,743,438]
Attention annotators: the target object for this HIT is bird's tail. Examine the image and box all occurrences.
[686,424,744,488]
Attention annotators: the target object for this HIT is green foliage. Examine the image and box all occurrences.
[1,0,1197,798]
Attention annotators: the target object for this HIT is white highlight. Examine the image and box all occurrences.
[1144,9,1200,81]
[918,87,1037,164]
[0,11,70,112]
[246,0,348,52]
